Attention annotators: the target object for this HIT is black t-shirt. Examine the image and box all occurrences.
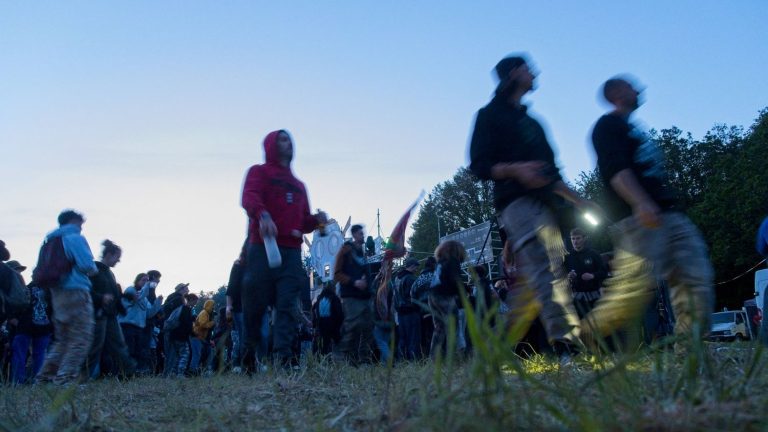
[469,99,564,211]
[592,113,679,221]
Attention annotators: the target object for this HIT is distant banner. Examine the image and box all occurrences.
[440,221,493,265]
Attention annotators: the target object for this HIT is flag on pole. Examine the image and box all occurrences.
[382,191,425,261]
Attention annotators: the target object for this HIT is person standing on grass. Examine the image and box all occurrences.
[565,228,608,319]
[240,129,328,370]
[757,216,768,344]
[394,257,422,361]
[118,274,162,371]
[35,210,98,385]
[226,247,247,373]
[8,261,52,385]
[142,269,162,373]
[168,293,198,377]
[412,256,437,358]
[583,76,713,343]
[86,240,136,378]
[190,299,215,374]
[333,224,375,365]
[311,282,343,356]
[161,282,189,375]
[469,54,589,357]
[429,241,466,358]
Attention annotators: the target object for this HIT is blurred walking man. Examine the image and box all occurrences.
[469,54,589,356]
[584,76,713,343]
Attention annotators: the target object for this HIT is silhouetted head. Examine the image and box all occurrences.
[57,209,85,227]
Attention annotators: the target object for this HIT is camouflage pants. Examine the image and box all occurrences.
[498,197,580,344]
[37,288,95,384]
[429,293,457,358]
[582,212,714,340]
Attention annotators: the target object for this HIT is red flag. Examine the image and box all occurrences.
[383,191,425,261]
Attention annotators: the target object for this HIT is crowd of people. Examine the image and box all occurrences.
[3,52,767,386]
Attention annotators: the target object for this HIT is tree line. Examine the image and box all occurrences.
[408,108,768,308]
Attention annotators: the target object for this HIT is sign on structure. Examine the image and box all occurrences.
[440,221,494,265]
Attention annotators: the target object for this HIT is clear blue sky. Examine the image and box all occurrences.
[2,1,766,295]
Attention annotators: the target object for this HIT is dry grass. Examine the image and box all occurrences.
[1,341,766,432]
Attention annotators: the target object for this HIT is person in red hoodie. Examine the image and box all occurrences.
[241,129,327,370]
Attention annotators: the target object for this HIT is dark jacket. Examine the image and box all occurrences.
[89,261,125,318]
[312,288,344,339]
[469,98,564,211]
[170,305,194,341]
[564,248,608,293]
[162,291,185,319]
[394,269,419,314]
[334,241,371,299]
[225,260,245,313]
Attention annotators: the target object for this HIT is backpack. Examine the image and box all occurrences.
[318,297,332,318]
[30,286,50,326]
[164,305,184,331]
[411,272,433,305]
[32,235,72,289]
[0,263,30,316]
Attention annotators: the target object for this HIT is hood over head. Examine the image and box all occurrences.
[263,129,291,166]
[203,299,215,313]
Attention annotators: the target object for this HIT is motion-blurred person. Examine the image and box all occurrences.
[161,282,189,376]
[584,76,713,344]
[469,54,589,356]
[411,256,437,358]
[190,299,215,374]
[757,216,768,344]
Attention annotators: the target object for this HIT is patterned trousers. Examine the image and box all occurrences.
[37,288,95,384]
[498,197,581,345]
[582,212,714,340]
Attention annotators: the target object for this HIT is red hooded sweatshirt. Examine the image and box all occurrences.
[241,130,319,248]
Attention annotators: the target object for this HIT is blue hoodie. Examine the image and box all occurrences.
[46,224,97,291]
[758,216,768,257]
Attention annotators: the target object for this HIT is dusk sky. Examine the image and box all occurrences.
[2,1,766,296]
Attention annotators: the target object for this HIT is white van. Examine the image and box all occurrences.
[709,310,751,341]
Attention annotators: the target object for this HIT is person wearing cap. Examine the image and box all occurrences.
[469,54,588,357]
[394,257,421,361]
[35,209,99,385]
[333,224,375,365]
[240,129,328,369]
[582,76,714,346]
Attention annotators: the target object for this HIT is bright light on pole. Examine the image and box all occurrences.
[583,212,600,227]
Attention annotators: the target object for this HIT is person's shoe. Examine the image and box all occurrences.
[231,366,243,375]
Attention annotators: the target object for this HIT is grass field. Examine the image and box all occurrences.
[2,339,765,432]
